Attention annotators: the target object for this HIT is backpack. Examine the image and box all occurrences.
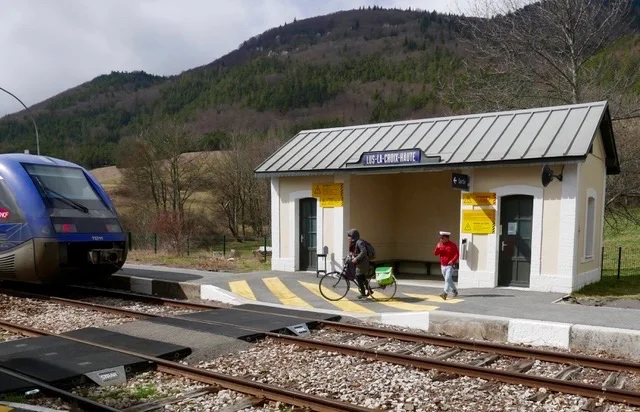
[359,239,376,260]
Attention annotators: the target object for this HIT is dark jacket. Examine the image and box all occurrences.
[347,228,369,275]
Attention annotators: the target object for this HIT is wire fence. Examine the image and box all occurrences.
[126,232,272,260]
[602,245,640,279]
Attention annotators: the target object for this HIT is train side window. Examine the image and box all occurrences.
[0,180,25,223]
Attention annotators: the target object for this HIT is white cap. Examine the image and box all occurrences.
[439,231,451,236]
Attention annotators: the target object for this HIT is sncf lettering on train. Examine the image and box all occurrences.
[0,208,10,220]
[92,236,104,241]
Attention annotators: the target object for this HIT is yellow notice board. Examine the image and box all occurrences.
[462,192,496,206]
[461,209,496,234]
[312,183,344,208]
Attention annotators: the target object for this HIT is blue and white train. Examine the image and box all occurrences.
[0,154,127,283]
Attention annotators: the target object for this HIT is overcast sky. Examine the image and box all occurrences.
[0,0,465,117]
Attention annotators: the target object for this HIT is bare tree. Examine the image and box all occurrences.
[445,0,637,114]
[605,118,640,227]
[118,117,210,253]
[209,132,282,240]
[443,0,640,228]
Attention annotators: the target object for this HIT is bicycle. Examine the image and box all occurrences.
[318,255,397,302]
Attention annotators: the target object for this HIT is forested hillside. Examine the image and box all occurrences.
[3,3,637,170]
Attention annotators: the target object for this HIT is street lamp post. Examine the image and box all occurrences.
[0,86,40,155]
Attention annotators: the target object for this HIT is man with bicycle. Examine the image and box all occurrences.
[347,228,370,299]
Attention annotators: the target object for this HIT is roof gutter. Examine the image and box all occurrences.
[254,156,588,178]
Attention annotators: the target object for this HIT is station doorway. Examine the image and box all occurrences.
[299,197,318,271]
[497,194,533,287]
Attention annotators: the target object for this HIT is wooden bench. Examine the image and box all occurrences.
[371,259,441,277]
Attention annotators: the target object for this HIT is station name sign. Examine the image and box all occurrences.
[361,149,422,166]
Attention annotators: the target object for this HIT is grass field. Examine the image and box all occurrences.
[125,237,272,273]
[573,211,640,301]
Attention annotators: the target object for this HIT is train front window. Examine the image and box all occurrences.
[22,164,108,211]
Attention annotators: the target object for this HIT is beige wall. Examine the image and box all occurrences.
[349,174,396,259]
[278,175,333,258]
[472,165,562,276]
[576,131,606,274]
[350,171,460,263]
[276,156,601,283]
[393,171,460,260]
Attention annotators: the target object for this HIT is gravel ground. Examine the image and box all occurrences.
[0,293,136,333]
[77,296,201,316]
[18,371,296,412]
[0,329,25,342]
[198,337,640,411]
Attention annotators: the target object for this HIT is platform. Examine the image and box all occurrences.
[98,264,640,360]
[0,328,190,394]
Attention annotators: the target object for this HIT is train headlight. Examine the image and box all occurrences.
[105,224,122,233]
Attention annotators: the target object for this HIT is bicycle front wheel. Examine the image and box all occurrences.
[319,271,350,301]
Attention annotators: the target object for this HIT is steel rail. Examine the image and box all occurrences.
[64,284,640,374]
[4,289,640,406]
[0,319,373,412]
[0,365,119,412]
[323,322,640,375]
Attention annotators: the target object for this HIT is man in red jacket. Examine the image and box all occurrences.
[433,230,459,300]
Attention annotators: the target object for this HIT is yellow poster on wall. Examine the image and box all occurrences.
[312,183,344,208]
[462,192,496,206]
[461,209,496,234]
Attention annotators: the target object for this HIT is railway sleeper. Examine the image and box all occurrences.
[478,359,536,391]
[578,372,627,412]
[433,353,500,382]
[527,365,582,402]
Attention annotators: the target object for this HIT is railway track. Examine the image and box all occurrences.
[0,364,120,412]
[3,284,640,408]
[0,320,373,412]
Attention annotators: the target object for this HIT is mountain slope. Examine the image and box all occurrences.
[1,5,638,169]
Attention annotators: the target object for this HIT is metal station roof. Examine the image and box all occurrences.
[255,100,620,176]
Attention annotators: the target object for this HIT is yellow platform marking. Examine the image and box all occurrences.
[299,280,375,314]
[0,406,13,412]
[351,289,440,311]
[229,280,257,300]
[262,277,313,308]
[402,293,464,304]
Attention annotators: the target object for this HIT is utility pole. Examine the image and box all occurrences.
[0,86,40,155]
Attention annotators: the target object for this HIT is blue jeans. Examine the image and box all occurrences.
[441,265,458,294]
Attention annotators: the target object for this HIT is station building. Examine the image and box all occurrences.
[255,101,620,293]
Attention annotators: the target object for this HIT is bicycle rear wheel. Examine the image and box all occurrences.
[319,271,350,301]
[369,276,397,302]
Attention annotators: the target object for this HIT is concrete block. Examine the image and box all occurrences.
[428,311,509,342]
[379,311,429,331]
[570,324,640,360]
[508,319,571,349]
[151,280,201,300]
[106,274,132,291]
[129,276,152,295]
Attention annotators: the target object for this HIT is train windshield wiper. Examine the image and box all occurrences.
[44,187,89,213]
[33,178,89,213]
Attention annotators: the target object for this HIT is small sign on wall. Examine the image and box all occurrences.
[461,209,496,234]
[462,192,496,206]
[451,173,469,190]
[312,183,344,208]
